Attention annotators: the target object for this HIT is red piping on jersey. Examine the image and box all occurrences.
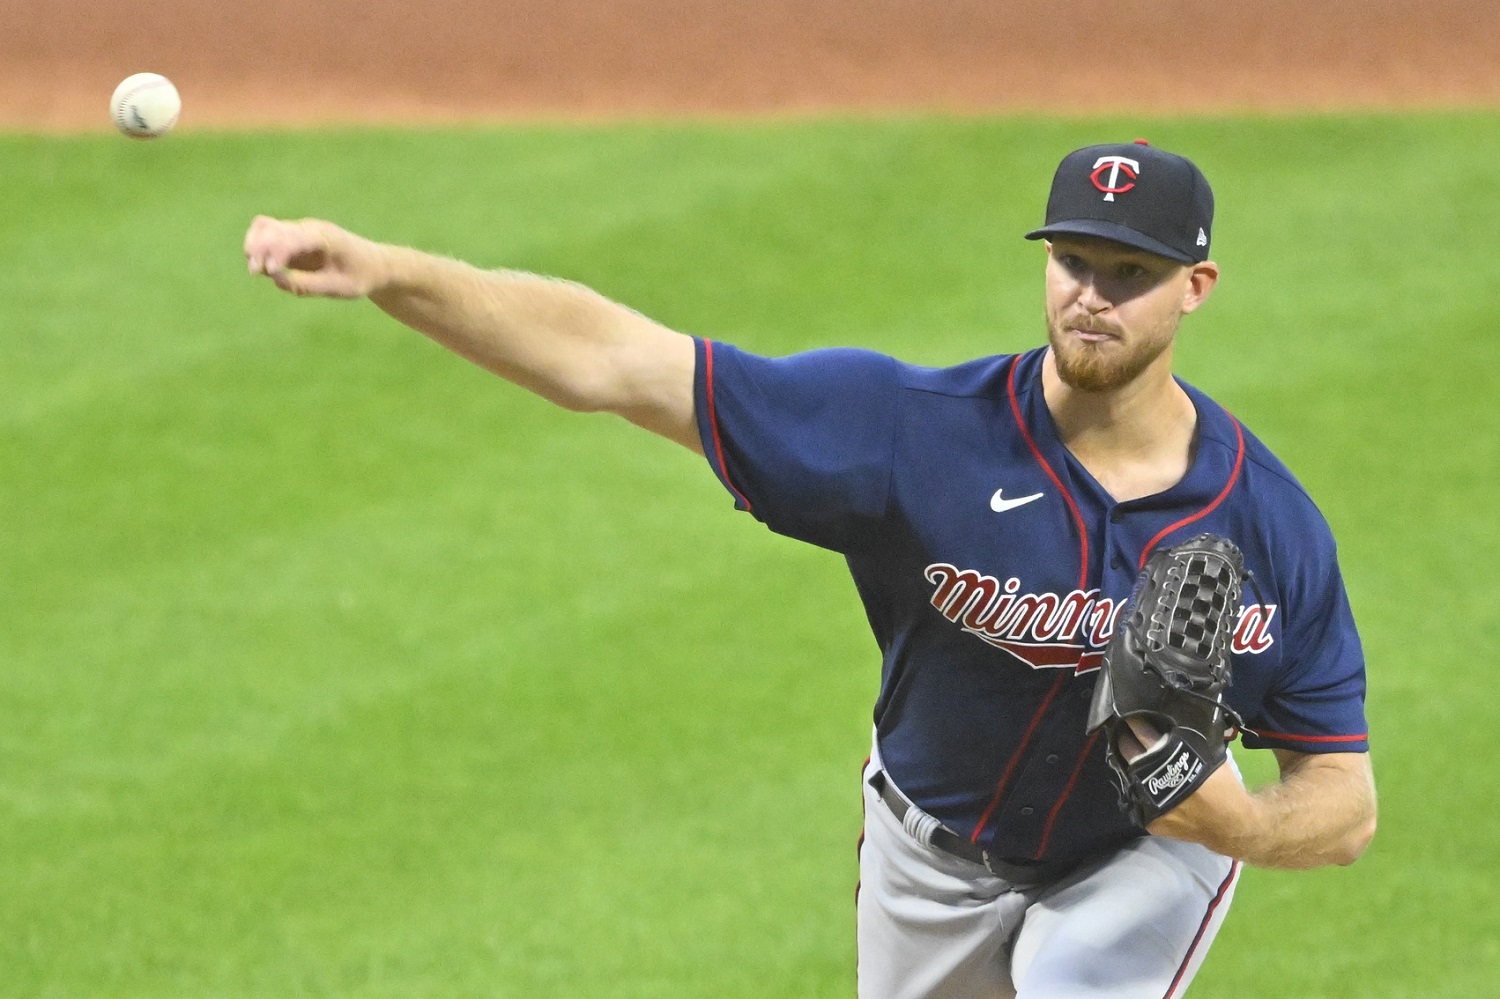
[1138,411,1246,568]
[1032,728,1103,860]
[1006,356,1089,590]
[702,340,754,512]
[971,673,1068,844]
[1164,861,1241,998]
[1253,730,1368,744]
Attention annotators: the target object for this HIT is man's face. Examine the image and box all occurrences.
[1043,236,1199,393]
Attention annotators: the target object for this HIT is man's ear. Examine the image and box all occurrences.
[1181,261,1220,314]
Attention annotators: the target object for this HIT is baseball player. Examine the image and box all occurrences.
[244,140,1376,997]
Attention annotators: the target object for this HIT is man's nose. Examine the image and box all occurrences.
[1076,277,1111,314]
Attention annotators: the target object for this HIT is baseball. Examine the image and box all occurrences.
[110,73,181,139]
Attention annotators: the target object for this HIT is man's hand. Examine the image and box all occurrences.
[244,216,385,299]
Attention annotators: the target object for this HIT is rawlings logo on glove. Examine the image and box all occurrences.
[1086,534,1250,827]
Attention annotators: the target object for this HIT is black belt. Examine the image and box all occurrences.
[870,770,1078,888]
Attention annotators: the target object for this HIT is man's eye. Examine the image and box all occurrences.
[1061,255,1086,272]
[1117,263,1146,280]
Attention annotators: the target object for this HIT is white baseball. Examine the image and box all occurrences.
[110,73,182,139]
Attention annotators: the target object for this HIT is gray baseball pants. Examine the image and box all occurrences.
[858,751,1239,998]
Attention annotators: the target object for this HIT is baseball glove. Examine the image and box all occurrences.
[1086,533,1248,827]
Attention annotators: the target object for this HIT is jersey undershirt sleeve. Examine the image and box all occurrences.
[693,338,900,554]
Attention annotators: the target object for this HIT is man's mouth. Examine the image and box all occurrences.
[1068,325,1120,344]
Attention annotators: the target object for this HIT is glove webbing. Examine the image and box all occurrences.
[1135,560,1271,740]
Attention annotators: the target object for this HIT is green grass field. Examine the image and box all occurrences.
[4,112,1498,997]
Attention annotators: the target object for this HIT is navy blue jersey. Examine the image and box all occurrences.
[694,340,1369,865]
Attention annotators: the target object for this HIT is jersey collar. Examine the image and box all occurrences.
[1010,347,1246,515]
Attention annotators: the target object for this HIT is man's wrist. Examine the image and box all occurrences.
[361,240,405,299]
[1149,764,1264,860]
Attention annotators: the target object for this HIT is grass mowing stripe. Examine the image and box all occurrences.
[3,112,1497,997]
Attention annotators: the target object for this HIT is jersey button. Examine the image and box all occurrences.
[1110,509,1125,523]
[1046,754,1060,765]
[1019,806,1034,816]
[1111,555,1127,570]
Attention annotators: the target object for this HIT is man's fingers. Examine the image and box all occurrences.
[1118,717,1164,762]
[269,258,363,299]
[244,215,290,274]
[270,266,325,297]
[269,268,303,295]
[245,217,327,275]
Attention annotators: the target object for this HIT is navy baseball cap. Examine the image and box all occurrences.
[1025,140,1214,264]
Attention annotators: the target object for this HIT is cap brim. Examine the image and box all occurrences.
[1024,219,1196,264]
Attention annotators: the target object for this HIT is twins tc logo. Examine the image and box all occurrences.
[1090,155,1140,202]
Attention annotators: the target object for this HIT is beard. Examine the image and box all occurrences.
[1045,312,1180,393]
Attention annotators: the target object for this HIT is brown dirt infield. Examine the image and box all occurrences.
[4,0,1498,130]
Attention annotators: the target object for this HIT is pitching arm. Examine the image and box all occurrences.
[243,216,701,452]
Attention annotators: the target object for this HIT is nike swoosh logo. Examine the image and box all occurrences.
[990,489,1044,513]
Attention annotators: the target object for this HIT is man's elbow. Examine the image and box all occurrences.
[1333,811,1378,866]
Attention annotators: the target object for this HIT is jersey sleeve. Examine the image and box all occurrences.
[694,338,899,552]
[1241,529,1370,754]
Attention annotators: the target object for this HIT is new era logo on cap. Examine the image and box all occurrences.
[1025,140,1215,264]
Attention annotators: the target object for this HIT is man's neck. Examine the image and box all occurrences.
[1039,348,1199,503]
